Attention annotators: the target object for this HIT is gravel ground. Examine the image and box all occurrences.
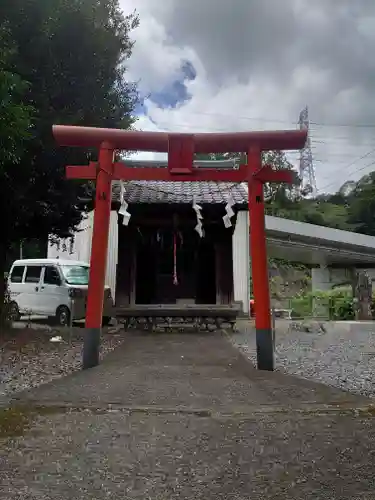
[2,332,375,499]
[0,322,125,397]
[3,318,375,402]
[231,320,375,399]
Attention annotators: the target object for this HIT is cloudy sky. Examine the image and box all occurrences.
[119,0,375,194]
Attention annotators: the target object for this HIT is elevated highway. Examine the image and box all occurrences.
[263,215,375,266]
[233,212,375,313]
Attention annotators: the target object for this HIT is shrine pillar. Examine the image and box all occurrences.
[248,148,274,371]
[83,142,114,369]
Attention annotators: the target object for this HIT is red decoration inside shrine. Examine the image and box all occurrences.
[173,232,178,286]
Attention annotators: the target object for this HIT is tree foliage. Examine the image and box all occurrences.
[296,171,375,235]
[0,27,33,173]
[198,149,375,236]
[344,172,375,235]
[0,0,139,322]
[0,0,139,251]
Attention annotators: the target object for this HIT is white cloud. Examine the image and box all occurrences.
[120,0,375,193]
[124,0,199,95]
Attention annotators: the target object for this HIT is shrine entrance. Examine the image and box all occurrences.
[53,126,307,372]
[135,226,200,305]
[114,188,238,327]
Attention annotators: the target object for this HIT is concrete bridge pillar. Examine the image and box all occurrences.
[312,266,356,292]
[311,265,357,319]
[311,265,331,292]
[311,265,332,318]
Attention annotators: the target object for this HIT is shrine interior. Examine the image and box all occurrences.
[115,204,235,307]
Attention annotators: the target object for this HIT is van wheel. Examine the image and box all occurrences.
[102,316,112,327]
[56,306,71,327]
[9,302,20,322]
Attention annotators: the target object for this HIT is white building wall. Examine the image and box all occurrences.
[47,211,119,300]
[232,210,250,314]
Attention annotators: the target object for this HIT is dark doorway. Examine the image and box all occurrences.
[135,241,156,304]
[135,226,217,305]
[153,230,197,303]
[195,238,216,304]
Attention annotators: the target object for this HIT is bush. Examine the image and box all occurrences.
[290,289,354,320]
[328,290,354,320]
[289,292,314,319]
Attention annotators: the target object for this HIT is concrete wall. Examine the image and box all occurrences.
[311,267,353,291]
[311,266,375,292]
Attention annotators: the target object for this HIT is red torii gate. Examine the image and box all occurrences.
[53,125,307,371]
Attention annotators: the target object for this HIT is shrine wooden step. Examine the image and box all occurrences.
[115,304,241,319]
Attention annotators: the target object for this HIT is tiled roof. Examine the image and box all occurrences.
[112,181,248,205]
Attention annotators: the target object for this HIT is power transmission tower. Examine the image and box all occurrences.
[298,106,317,196]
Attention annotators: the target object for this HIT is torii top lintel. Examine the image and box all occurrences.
[53,125,307,153]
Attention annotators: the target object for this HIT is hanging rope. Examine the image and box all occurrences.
[172,213,179,286]
[173,231,178,286]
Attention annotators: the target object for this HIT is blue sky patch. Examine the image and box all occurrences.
[149,60,197,109]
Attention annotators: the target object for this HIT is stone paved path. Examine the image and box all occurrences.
[1,331,375,499]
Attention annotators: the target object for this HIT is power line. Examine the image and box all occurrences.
[311,138,375,146]
[135,114,375,193]
[317,147,375,192]
[318,161,375,193]
[143,108,375,130]
[139,116,375,153]
[310,121,375,129]
[139,118,375,168]
[160,110,295,125]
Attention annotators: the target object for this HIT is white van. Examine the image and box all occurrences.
[7,258,115,326]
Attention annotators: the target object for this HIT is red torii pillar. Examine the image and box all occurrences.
[53,125,306,370]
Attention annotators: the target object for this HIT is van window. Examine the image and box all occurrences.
[9,266,25,283]
[25,266,42,283]
[44,266,61,285]
[60,265,89,285]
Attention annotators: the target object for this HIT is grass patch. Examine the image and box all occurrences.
[0,406,34,438]
[0,404,66,439]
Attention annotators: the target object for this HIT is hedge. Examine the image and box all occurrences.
[290,289,355,320]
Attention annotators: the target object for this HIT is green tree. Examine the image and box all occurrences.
[261,150,300,215]
[0,28,33,168]
[0,27,34,322]
[311,172,375,235]
[197,150,303,217]
[346,172,375,235]
[0,0,139,289]
[197,149,358,232]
